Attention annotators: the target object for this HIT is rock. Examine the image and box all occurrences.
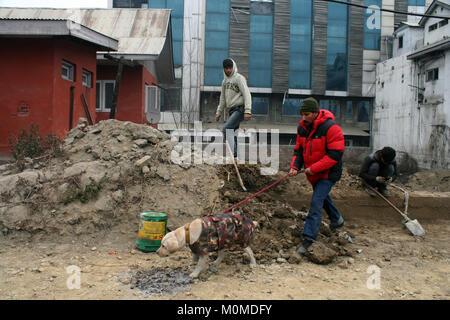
[276,258,287,264]
[305,242,337,264]
[89,128,102,134]
[142,166,150,174]
[134,139,148,147]
[135,156,151,168]
[91,247,97,251]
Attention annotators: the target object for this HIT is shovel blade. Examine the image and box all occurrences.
[405,219,425,236]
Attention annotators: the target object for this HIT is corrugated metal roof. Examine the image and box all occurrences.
[0,18,118,51]
[0,8,171,56]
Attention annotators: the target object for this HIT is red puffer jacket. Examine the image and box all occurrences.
[291,109,345,186]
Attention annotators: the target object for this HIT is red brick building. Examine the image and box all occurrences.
[0,9,174,156]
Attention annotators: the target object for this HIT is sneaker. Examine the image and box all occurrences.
[296,239,313,255]
[330,217,345,232]
[364,187,376,197]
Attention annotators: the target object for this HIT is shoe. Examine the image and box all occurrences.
[379,188,389,197]
[296,239,313,255]
[364,187,376,197]
[330,217,345,232]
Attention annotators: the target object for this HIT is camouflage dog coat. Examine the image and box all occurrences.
[189,212,256,256]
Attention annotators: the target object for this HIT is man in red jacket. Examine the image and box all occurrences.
[288,97,345,255]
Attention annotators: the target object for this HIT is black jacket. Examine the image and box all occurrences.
[359,150,398,184]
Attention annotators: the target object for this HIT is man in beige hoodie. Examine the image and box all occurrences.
[215,58,252,158]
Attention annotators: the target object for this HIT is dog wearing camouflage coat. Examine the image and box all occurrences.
[156,212,258,278]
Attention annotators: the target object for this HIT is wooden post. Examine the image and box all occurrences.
[109,57,124,119]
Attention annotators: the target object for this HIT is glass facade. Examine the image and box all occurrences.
[282,98,303,116]
[408,0,426,5]
[326,1,348,91]
[320,100,340,118]
[364,0,382,50]
[289,0,312,89]
[148,0,184,67]
[248,1,274,88]
[252,97,269,115]
[204,0,230,86]
[357,101,370,122]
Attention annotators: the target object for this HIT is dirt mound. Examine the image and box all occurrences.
[0,119,449,266]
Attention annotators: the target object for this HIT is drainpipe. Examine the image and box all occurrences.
[69,86,75,130]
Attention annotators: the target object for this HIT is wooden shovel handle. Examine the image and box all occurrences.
[225,140,246,191]
[362,180,407,218]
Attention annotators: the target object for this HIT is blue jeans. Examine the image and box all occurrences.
[223,106,244,157]
[302,179,342,242]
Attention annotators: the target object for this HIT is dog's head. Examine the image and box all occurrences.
[156,231,180,257]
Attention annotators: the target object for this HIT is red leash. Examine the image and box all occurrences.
[222,172,292,213]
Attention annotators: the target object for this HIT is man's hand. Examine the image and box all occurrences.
[385,177,393,184]
[244,113,251,121]
[215,114,221,122]
[304,167,314,175]
[288,168,298,176]
[376,176,386,183]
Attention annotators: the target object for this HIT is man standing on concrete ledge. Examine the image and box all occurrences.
[215,58,252,158]
[288,97,345,255]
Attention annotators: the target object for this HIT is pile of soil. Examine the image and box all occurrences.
[0,119,448,267]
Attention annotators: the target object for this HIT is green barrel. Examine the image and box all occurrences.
[136,212,167,252]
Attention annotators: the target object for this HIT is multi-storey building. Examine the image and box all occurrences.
[113,0,432,148]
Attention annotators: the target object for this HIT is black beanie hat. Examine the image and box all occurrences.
[381,146,396,162]
[299,97,319,113]
[223,58,233,68]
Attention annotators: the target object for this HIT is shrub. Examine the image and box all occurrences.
[8,123,44,160]
[8,124,63,160]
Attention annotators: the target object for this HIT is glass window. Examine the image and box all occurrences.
[252,97,269,115]
[62,60,75,81]
[282,98,303,116]
[204,0,230,86]
[248,1,273,87]
[326,2,348,91]
[346,101,353,119]
[289,0,312,89]
[408,0,426,5]
[357,101,370,122]
[104,82,115,111]
[95,80,115,112]
[82,69,92,88]
[320,100,340,118]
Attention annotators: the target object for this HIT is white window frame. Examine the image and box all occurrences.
[82,69,92,88]
[62,60,75,81]
[145,85,161,114]
[96,80,115,112]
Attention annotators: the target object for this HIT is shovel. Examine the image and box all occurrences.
[362,180,425,236]
[225,140,247,191]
